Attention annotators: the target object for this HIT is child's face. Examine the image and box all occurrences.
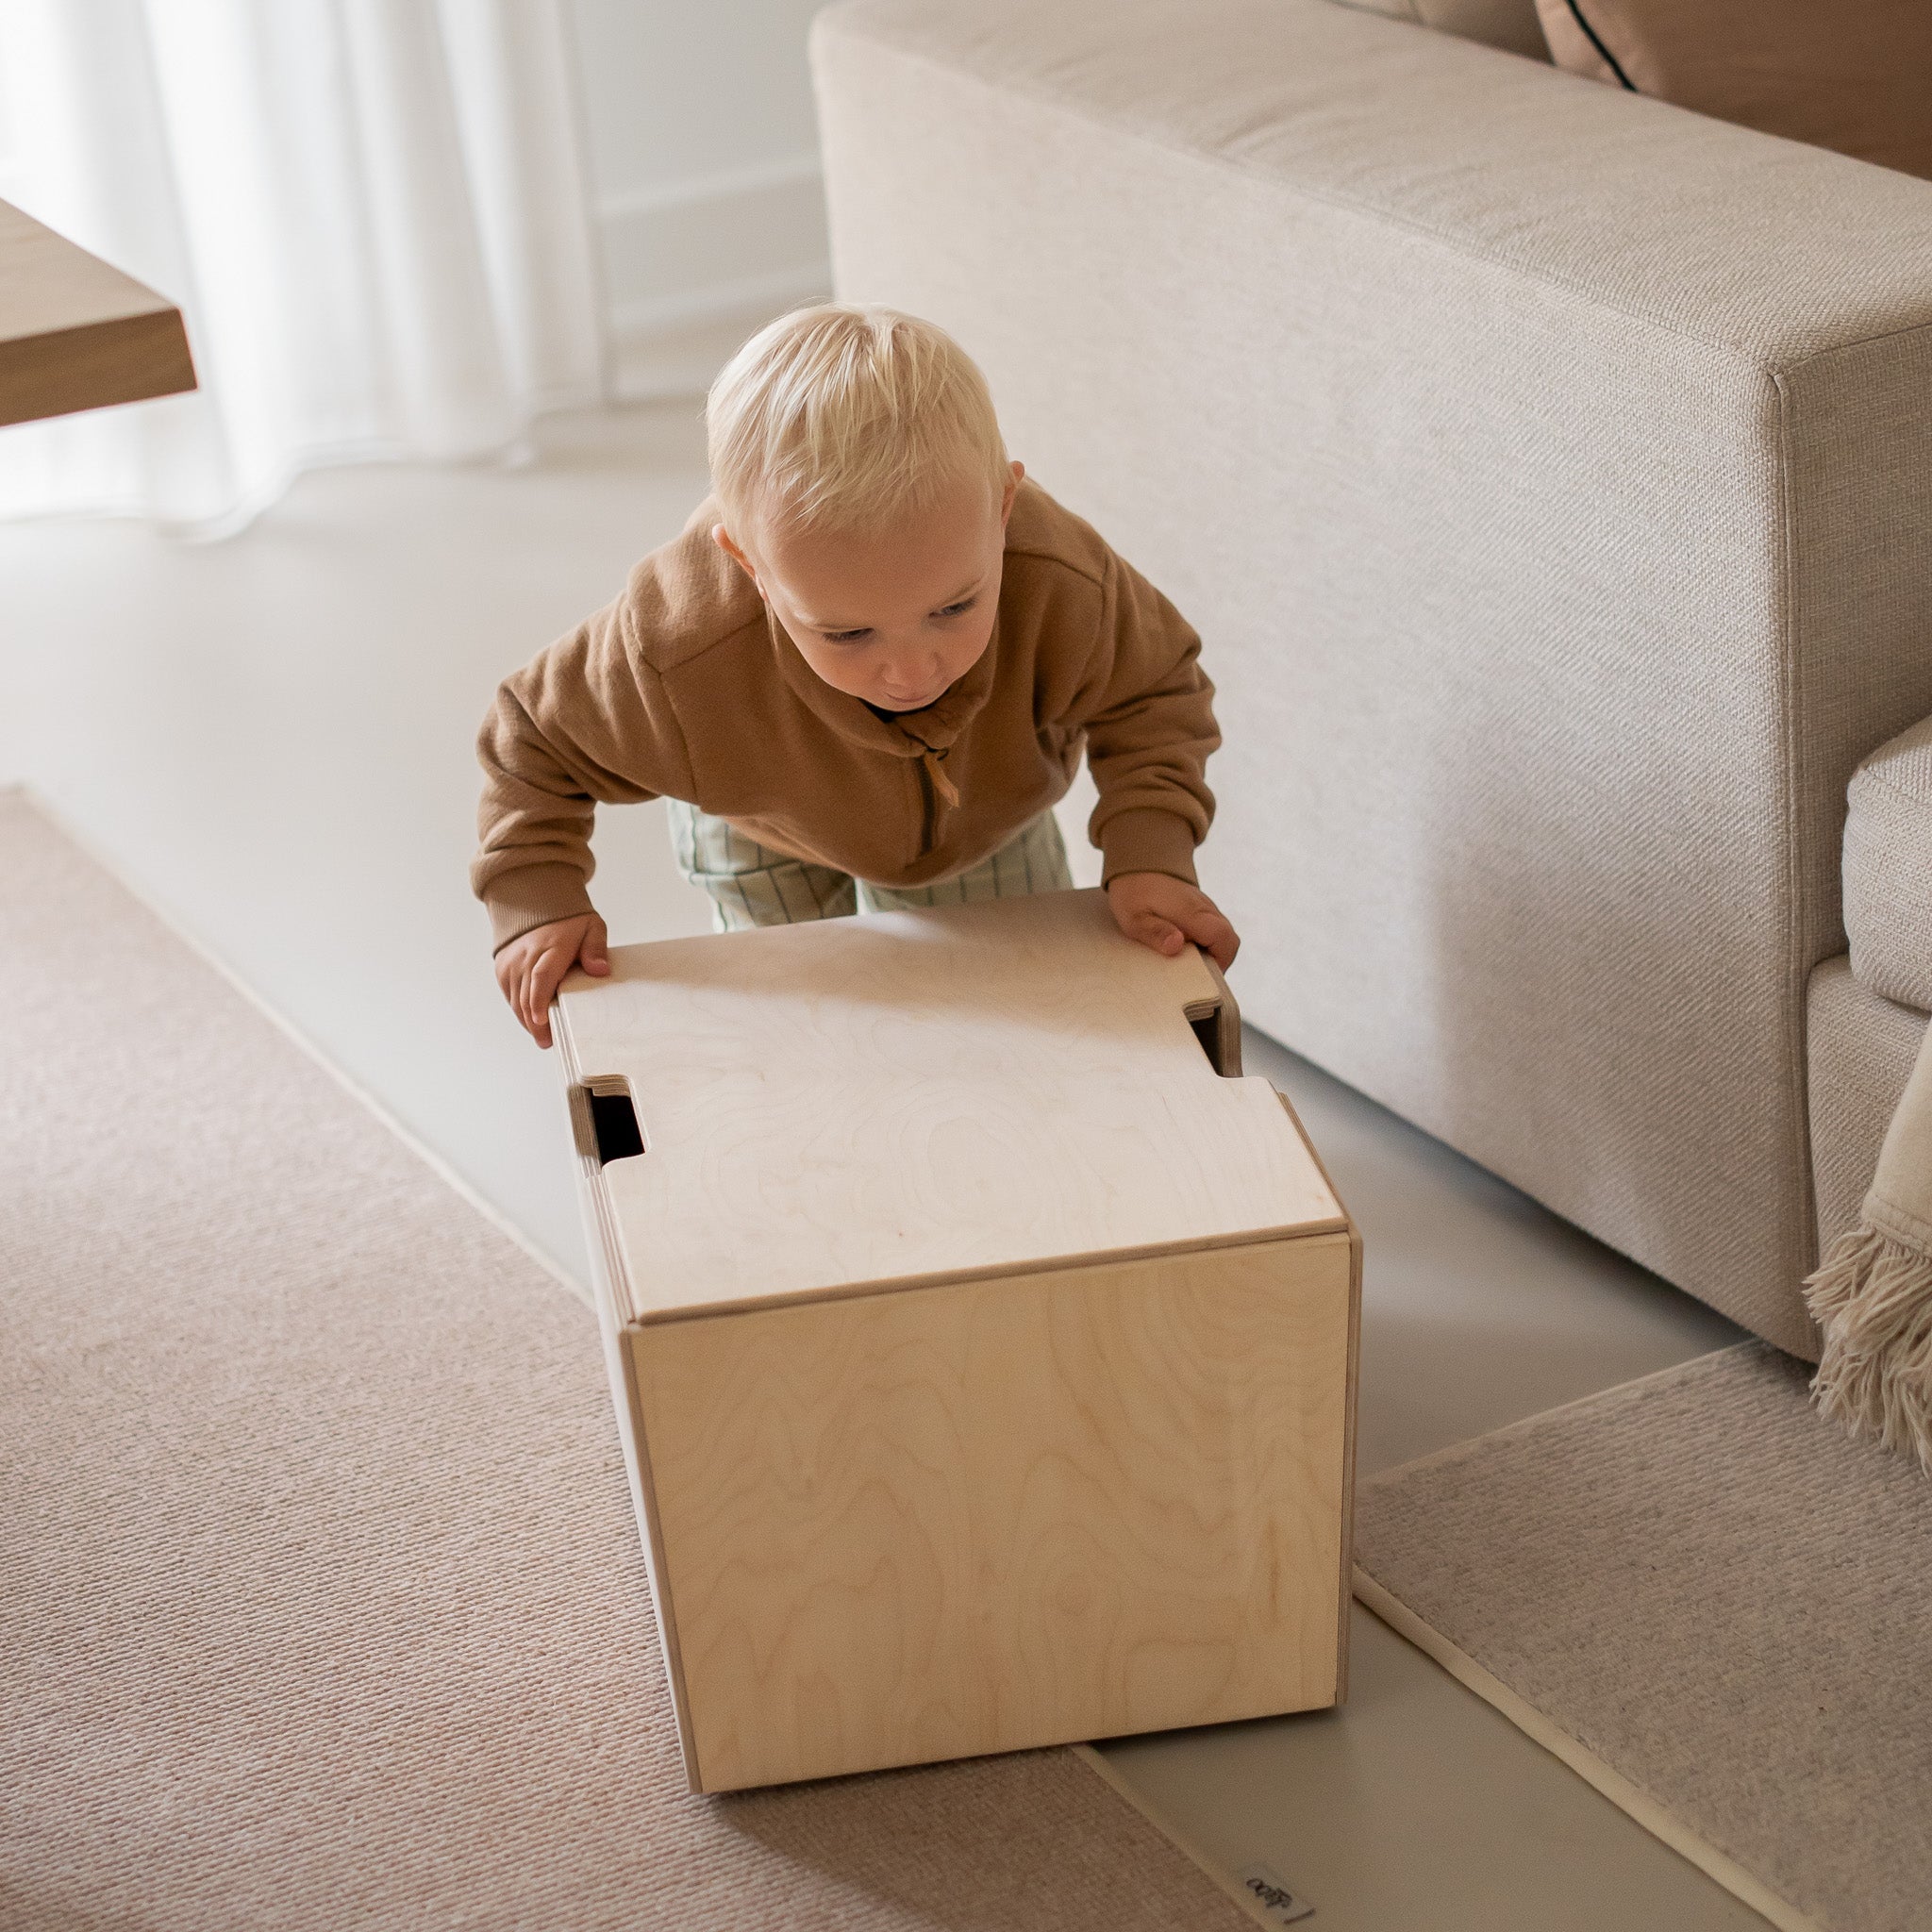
[716,463,1024,712]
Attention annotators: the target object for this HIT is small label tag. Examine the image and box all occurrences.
[1235,1863,1315,1924]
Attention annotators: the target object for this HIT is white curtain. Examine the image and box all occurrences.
[0,0,608,536]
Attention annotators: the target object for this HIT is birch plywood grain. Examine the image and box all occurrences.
[554,888,1360,1790]
[0,198,195,426]
[556,890,1342,1321]
[632,1234,1356,1792]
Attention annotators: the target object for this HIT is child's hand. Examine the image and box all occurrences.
[1107,873,1240,971]
[494,912,609,1049]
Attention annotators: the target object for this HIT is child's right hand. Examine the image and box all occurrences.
[495,912,609,1049]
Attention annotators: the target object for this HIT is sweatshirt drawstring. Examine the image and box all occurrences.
[922,746,960,809]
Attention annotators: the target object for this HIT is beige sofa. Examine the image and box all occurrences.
[811,0,1932,1356]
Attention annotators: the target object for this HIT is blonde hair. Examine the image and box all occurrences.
[707,304,1008,536]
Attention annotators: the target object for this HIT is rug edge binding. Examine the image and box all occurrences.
[1350,1568,1819,1932]
[8,786,594,1314]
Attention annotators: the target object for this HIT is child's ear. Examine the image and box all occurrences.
[712,523,760,586]
[1000,460,1025,527]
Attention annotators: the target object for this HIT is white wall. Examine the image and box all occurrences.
[567,0,831,345]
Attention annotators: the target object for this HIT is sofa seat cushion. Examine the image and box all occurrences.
[1807,956,1928,1264]
[1845,715,1932,1013]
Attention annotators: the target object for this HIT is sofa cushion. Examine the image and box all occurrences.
[1534,0,1932,180]
[1328,0,1548,60]
[1807,958,1924,1285]
[1845,715,1932,1013]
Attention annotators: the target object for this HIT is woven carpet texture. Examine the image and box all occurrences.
[0,791,1253,1931]
[1355,1343,1932,1932]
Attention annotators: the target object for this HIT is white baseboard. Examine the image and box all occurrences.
[599,154,831,354]
[611,262,834,343]
[608,268,834,403]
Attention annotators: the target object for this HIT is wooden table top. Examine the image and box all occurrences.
[556,888,1344,1323]
[0,196,195,426]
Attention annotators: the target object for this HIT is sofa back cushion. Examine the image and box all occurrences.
[1330,0,1549,61]
[1534,0,1932,179]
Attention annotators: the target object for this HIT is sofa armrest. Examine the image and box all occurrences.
[812,0,1932,1355]
[814,0,1932,979]
[1846,715,1932,1015]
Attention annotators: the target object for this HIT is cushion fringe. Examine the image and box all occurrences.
[1804,1224,1932,1473]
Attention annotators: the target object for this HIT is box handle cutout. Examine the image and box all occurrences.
[1183,989,1242,1077]
[1190,1010,1225,1072]
[571,1078,646,1165]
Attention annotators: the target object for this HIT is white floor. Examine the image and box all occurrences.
[0,395,1762,1929]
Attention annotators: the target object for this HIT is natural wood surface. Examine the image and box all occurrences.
[556,890,1343,1322]
[565,1124,704,1790]
[1278,1086,1366,1698]
[634,1233,1357,1791]
[0,197,195,426]
[557,890,1361,1790]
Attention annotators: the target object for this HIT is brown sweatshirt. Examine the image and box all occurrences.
[472,478,1218,952]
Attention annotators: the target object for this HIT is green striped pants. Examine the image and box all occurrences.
[667,800,1074,931]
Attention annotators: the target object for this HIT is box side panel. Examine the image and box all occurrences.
[1337,1224,1364,1703]
[632,1234,1355,1790]
[1272,1088,1365,1701]
[556,1016,703,1788]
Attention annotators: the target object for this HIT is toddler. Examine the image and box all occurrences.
[474,304,1237,1046]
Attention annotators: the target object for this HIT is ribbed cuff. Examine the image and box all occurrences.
[484,862,596,954]
[1098,808,1200,888]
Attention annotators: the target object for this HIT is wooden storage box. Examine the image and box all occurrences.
[554,889,1359,1792]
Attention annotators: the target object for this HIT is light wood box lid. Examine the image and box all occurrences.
[556,890,1343,1324]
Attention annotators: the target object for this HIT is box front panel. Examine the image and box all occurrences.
[631,1234,1355,1790]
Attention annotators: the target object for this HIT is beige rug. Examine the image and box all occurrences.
[0,790,1257,1931]
[1354,1343,1932,1932]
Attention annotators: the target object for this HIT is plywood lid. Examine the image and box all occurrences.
[556,890,1343,1323]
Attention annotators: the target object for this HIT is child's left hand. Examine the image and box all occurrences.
[1106,872,1240,971]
